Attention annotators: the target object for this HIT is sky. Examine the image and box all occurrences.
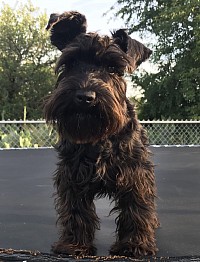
[0,0,155,97]
[1,0,127,35]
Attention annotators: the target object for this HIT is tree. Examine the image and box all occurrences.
[112,0,200,119]
[0,1,57,120]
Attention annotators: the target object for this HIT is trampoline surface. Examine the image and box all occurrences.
[0,147,200,258]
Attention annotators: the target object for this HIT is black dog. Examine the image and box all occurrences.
[45,11,159,257]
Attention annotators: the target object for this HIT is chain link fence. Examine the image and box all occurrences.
[142,120,200,146]
[0,121,57,149]
[0,120,199,149]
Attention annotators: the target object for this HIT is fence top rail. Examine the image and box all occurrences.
[0,120,199,124]
[0,120,46,124]
[140,120,200,124]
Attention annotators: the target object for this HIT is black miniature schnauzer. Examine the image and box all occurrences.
[45,11,158,257]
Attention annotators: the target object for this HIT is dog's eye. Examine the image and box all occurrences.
[108,67,124,76]
[117,71,124,77]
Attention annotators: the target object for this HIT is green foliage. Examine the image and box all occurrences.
[0,123,57,148]
[0,1,57,120]
[113,0,200,119]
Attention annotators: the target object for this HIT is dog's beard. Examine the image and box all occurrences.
[56,101,127,144]
[57,112,107,144]
[45,88,128,144]
[59,112,103,144]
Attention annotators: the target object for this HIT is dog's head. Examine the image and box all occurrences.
[44,11,151,144]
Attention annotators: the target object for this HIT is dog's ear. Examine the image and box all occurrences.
[112,29,152,72]
[46,11,87,51]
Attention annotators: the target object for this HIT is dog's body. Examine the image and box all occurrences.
[45,11,158,257]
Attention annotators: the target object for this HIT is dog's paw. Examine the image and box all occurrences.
[52,241,97,256]
[109,241,157,258]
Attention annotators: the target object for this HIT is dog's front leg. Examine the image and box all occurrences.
[52,163,99,256]
[110,166,158,257]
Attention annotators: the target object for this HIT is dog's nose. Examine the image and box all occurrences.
[75,90,96,105]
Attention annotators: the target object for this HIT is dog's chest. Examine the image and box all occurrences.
[85,141,128,195]
[60,140,130,195]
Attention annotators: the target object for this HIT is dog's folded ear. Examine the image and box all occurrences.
[112,29,152,72]
[46,11,87,51]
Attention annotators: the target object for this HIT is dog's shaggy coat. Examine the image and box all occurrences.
[45,11,159,257]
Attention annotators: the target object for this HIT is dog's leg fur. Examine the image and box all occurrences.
[108,116,158,257]
[110,188,158,257]
[110,174,158,257]
[51,143,100,256]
